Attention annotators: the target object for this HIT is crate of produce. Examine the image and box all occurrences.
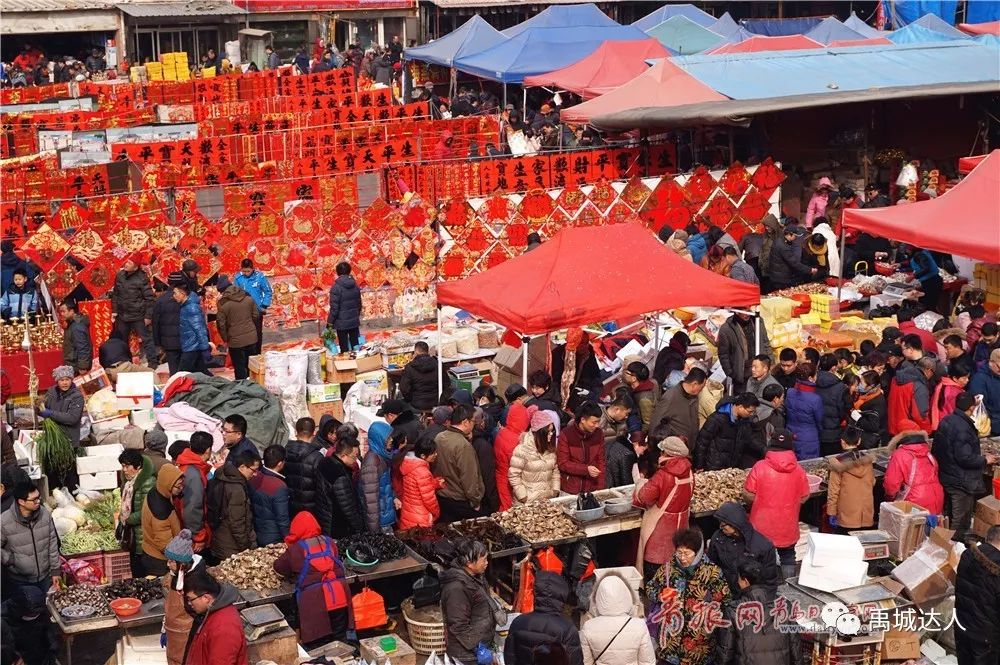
[104,550,132,582]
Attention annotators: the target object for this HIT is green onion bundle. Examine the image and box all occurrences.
[38,418,74,480]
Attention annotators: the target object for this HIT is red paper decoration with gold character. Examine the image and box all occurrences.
[78,254,124,298]
[749,158,785,198]
[110,227,150,253]
[49,202,91,231]
[684,167,718,205]
[482,194,515,223]
[186,248,221,283]
[350,234,378,272]
[620,177,652,211]
[297,271,316,291]
[79,299,113,345]
[384,230,412,269]
[401,202,429,231]
[282,243,309,269]
[479,242,512,271]
[519,190,554,226]
[441,245,472,279]
[327,203,360,243]
[362,262,388,289]
[69,227,106,264]
[606,201,635,225]
[410,261,433,289]
[286,201,323,242]
[573,202,601,227]
[439,199,473,228]
[253,212,283,239]
[503,216,530,248]
[737,188,771,225]
[556,185,586,217]
[46,261,79,301]
[587,179,616,214]
[152,249,185,282]
[457,224,491,254]
[360,198,395,240]
[410,226,437,265]
[20,224,70,273]
[719,163,751,199]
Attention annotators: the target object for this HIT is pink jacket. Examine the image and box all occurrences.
[804,191,829,228]
[746,450,811,547]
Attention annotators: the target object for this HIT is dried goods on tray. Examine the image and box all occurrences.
[690,468,749,514]
[211,543,286,592]
[491,501,579,543]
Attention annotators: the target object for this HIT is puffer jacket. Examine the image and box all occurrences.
[853,388,888,449]
[327,275,362,331]
[687,233,708,264]
[932,411,986,493]
[285,438,325,517]
[694,398,762,470]
[177,447,212,550]
[178,291,209,352]
[883,430,944,514]
[648,382,701,447]
[399,353,438,411]
[216,286,259,349]
[826,449,876,528]
[210,462,256,560]
[768,236,812,288]
[1,503,60,583]
[580,572,655,665]
[746,450,811,548]
[398,453,440,529]
[630,380,660,432]
[249,467,290,545]
[316,454,365,538]
[969,363,1000,436]
[888,360,932,434]
[729,584,801,665]
[0,280,38,319]
[954,542,1000,652]
[180,582,247,665]
[42,382,84,446]
[233,269,272,309]
[360,422,396,531]
[441,565,498,663]
[151,292,182,351]
[785,380,824,460]
[495,403,529,510]
[558,419,606,493]
[708,502,781,594]
[815,371,849,448]
[141,463,182,560]
[123,455,158,554]
[509,436,560,503]
[111,268,154,322]
[505,572,584,665]
[62,314,92,373]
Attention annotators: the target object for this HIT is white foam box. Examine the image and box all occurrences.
[115,372,155,411]
[78,471,119,490]
[76,454,122,475]
[91,415,130,435]
[83,443,125,458]
[129,409,157,431]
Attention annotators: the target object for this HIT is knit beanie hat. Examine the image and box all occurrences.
[165,529,194,563]
[528,406,552,433]
[52,365,75,381]
[144,428,168,454]
[657,436,689,458]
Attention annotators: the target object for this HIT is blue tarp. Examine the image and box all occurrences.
[968,1,1000,23]
[673,42,999,100]
[911,12,968,36]
[844,11,885,37]
[882,0,957,28]
[709,12,755,43]
[805,16,867,43]
[453,24,649,83]
[646,15,725,54]
[502,3,619,37]
[403,16,507,66]
[632,3,715,32]
[742,16,824,36]
[887,23,965,42]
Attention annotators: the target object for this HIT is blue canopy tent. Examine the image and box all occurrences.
[882,0,957,28]
[888,23,966,43]
[709,12,755,43]
[454,23,649,84]
[742,16,824,36]
[910,12,968,37]
[632,3,715,32]
[403,16,507,67]
[805,17,867,44]
[844,11,885,37]
[502,3,619,37]
[646,15,726,54]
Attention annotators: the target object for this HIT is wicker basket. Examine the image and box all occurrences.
[401,598,446,655]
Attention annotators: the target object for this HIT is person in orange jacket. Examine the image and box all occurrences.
[397,437,441,529]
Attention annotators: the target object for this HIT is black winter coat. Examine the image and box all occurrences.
[854,391,888,449]
[98,337,130,369]
[471,431,499,515]
[694,399,762,471]
[954,543,1000,651]
[440,566,498,663]
[151,292,181,351]
[285,439,326,518]
[316,455,365,538]
[62,315,92,373]
[504,572,583,665]
[815,372,849,446]
[327,275,362,331]
[767,237,812,288]
[399,353,439,411]
[111,268,154,322]
[726,584,801,665]
[932,411,986,493]
[708,502,781,594]
[389,408,423,447]
[1,598,59,665]
[605,438,637,489]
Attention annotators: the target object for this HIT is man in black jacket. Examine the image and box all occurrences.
[285,417,324,518]
[694,393,761,470]
[111,255,157,366]
[727,560,800,665]
[327,261,362,353]
[954,525,1000,665]
[398,341,438,411]
[933,392,998,543]
[816,354,850,457]
[152,274,184,375]
[316,437,365,538]
[708,502,781,595]
[504,572,584,665]
[378,399,423,448]
[767,225,816,293]
[58,300,92,375]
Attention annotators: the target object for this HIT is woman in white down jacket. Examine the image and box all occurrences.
[508,407,560,503]
[581,572,656,665]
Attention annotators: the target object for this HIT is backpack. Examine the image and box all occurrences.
[205,476,227,530]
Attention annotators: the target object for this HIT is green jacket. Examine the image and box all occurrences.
[124,456,157,554]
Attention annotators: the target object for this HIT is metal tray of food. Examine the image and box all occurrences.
[240,603,284,627]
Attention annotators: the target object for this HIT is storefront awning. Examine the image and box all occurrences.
[117,1,244,17]
[230,0,413,10]
[2,0,119,35]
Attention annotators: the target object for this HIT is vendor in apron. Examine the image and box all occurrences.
[274,512,353,648]
[632,434,694,583]
[161,529,204,665]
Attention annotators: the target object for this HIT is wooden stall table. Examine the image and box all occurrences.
[345,545,427,584]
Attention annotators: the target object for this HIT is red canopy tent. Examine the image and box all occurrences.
[708,34,823,54]
[958,21,1000,36]
[436,222,761,335]
[560,58,726,125]
[959,154,986,174]
[522,39,670,99]
[843,150,1000,263]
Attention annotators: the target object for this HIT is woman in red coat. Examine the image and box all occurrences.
[495,402,529,510]
[273,512,353,648]
[883,419,944,514]
[632,433,693,581]
[398,438,441,529]
[181,570,247,665]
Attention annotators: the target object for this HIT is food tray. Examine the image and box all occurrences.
[241,603,283,627]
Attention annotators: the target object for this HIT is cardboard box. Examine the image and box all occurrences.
[308,399,344,424]
[83,443,125,457]
[327,357,358,384]
[881,630,921,660]
[357,369,388,393]
[73,367,111,396]
[878,501,929,559]
[355,354,382,374]
[129,409,157,431]
[358,634,415,665]
[973,495,1000,538]
[115,372,155,410]
[891,528,958,604]
[79,471,119,490]
[306,384,342,404]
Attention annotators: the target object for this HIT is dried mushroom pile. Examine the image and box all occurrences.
[450,518,524,552]
[212,543,287,591]
[492,501,579,543]
[52,584,113,617]
[691,468,749,514]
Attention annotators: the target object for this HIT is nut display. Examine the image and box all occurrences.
[690,468,750,514]
[492,501,580,543]
[52,584,113,618]
[211,543,287,592]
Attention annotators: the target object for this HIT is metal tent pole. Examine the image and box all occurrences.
[437,305,444,399]
[837,223,847,303]
[521,334,529,387]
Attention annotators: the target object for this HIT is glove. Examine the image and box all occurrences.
[927,515,939,528]
[160,632,167,648]
[828,516,838,528]
[39,409,52,418]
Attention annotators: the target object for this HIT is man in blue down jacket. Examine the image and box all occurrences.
[249,445,291,545]
[327,261,362,353]
[173,284,210,373]
[234,258,272,355]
